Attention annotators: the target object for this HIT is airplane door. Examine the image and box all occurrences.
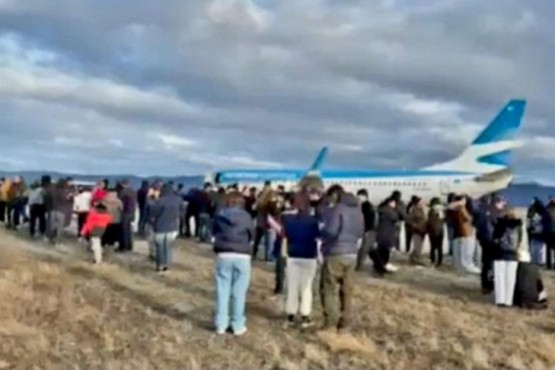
[439,180,450,195]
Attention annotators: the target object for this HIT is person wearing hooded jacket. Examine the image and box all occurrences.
[212,191,254,336]
[373,197,400,274]
[149,184,184,272]
[320,186,364,331]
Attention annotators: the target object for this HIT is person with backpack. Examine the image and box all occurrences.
[427,197,445,267]
[493,208,524,306]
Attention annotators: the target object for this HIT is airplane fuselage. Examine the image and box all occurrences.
[213,169,513,203]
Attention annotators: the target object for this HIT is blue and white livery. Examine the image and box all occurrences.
[211,100,527,203]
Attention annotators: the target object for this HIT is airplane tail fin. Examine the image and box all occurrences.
[308,147,328,173]
[425,99,526,174]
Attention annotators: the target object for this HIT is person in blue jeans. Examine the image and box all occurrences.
[213,191,254,336]
[150,184,184,272]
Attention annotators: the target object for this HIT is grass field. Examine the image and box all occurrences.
[0,230,554,370]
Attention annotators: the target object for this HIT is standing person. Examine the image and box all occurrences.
[7,176,26,230]
[81,202,113,264]
[45,180,70,245]
[252,188,274,260]
[73,186,92,241]
[475,195,506,293]
[137,180,149,236]
[450,195,480,274]
[355,189,377,271]
[427,197,445,267]
[91,179,108,206]
[102,191,123,248]
[118,179,136,252]
[389,190,407,252]
[0,178,6,224]
[405,196,419,253]
[145,187,160,260]
[282,192,320,328]
[493,209,524,306]
[407,196,428,265]
[212,191,254,336]
[320,187,364,332]
[542,196,555,270]
[197,183,214,243]
[149,184,184,272]
[527,197,545,266]
[373,197,400,275]
[28,182,46,238]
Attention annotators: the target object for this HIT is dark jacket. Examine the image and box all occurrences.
[543,202,555,236]
[282,212,320,259]
[150,186,184,233]
[213,206,254,255]
[513,262,548,309]
[407,206,427,236]
[361,201,376,232]
[137,186,148,210]
[376,205,399,248]
[119,187,137,218]
[321,193,364,257]
[493,217,523,261]
[474,205,501,243]
[427,205,445,238]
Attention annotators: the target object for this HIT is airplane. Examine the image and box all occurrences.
[209,99,527,204]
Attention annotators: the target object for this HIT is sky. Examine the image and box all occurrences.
[0,0,553,182]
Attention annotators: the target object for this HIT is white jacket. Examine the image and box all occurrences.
[73,191,92,213]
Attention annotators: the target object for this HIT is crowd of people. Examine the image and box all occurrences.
[0,175,552,336]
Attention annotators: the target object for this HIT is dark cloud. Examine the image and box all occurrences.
[0,0,552,180]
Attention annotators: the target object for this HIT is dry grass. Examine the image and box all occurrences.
[0,230,554,370]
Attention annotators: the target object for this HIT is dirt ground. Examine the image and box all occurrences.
[0,230,554,370]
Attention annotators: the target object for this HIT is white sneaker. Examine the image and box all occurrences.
[385,263,398,272]
[233,328,247,337]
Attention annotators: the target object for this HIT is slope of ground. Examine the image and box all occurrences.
[0,230,554,370]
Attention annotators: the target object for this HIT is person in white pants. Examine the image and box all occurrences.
[493,209,524,306]
[281,193,320,329]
